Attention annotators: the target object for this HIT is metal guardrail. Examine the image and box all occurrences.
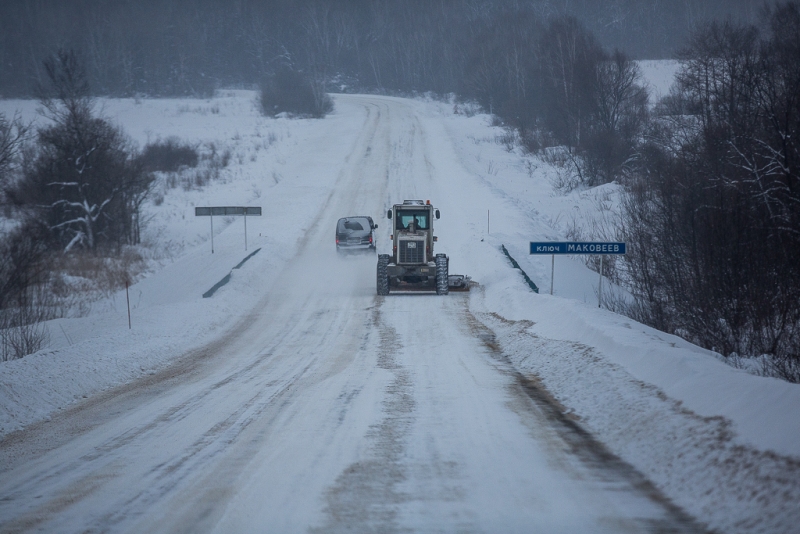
[501,245,539,294]
[202,248,261,298]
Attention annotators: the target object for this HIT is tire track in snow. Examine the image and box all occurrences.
[313,304,414,533]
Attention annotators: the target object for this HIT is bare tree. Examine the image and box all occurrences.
[0,112,29,195]
[538,16,605,149]
[0,220,52,361]
[592,50,648,137]
[581,49,649,184]
[621,8,800,381]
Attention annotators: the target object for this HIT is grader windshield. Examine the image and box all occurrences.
[396,211,429,230]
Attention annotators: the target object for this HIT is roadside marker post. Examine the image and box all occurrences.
[529,242,627,306]
[125,278,131,329]
[195,207,262,253]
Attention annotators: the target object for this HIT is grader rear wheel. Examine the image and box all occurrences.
[435,254,449,295]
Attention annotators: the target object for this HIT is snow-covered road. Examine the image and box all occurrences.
[0,96,709,532]
[3,90,798,532]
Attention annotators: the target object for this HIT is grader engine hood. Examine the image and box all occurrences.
[396,235,427,264]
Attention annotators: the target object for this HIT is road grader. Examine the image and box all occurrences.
[376,200,469,295]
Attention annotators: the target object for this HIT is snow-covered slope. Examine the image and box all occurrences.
[638,59,681,103]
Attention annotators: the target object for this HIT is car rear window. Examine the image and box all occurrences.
[338,218,369,232]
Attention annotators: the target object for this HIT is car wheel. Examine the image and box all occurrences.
[377,254,390,295]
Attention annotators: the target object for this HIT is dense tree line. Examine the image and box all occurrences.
[0,0,759,98]
[463,11,649,187]
[623,3,800,379]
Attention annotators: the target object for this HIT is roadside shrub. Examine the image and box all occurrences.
[259,67,333,118]
[0,219,53,361]
[138,137,199,172]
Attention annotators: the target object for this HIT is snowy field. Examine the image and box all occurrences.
[1,80,799,532]
[638,59,681,103]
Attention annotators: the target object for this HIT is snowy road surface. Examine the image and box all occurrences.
[0,95,750,532]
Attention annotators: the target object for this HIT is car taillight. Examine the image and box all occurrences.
[369,235,373,244]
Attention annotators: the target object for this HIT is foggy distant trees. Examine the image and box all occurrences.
[622,3,800,380]
[463,12,648,186]
[259,66,334,118]
[0,0,761,99]
[537,16,604,150]
[464,7,542,123]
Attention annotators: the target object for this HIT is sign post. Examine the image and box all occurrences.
[529,242,626,306]
[125,278,131,329]
[599,256,604,308]
[195,206,262,253]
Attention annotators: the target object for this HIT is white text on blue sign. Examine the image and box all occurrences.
[529,242,626,255]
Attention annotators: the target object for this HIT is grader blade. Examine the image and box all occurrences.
[448,274,472,291]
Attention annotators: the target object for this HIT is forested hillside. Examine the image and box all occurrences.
[0,0,759,98]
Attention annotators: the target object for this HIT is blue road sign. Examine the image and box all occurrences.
[530,242,626,255]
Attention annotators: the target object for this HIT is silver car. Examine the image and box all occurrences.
[336,216,377,253]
